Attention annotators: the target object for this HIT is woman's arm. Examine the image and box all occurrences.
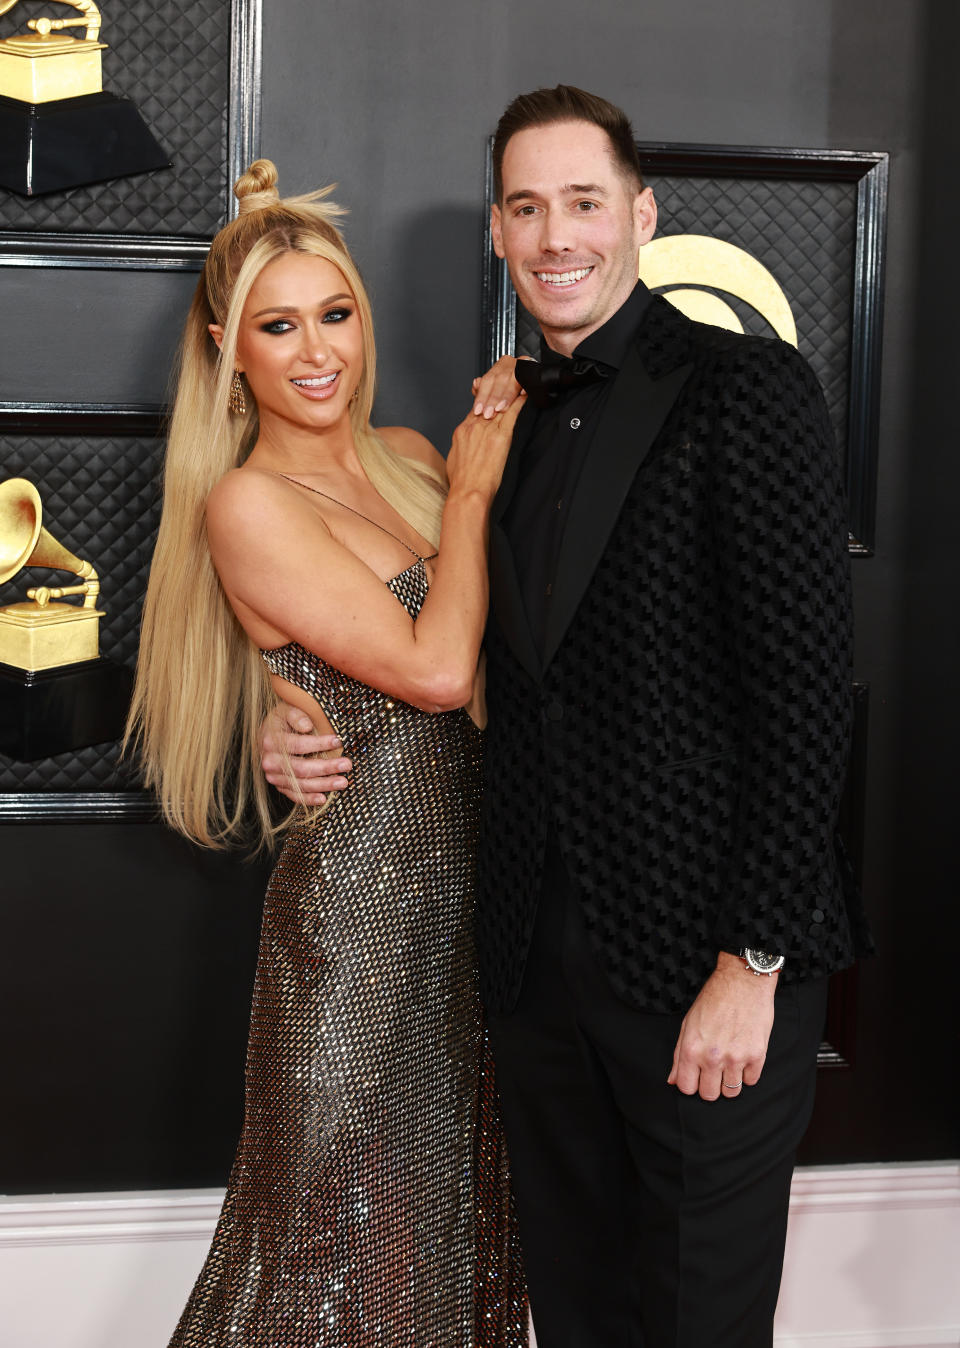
[206,395,524,714]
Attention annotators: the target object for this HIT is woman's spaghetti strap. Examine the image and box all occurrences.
[276,473,437,561]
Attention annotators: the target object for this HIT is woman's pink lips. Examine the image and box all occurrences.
[290,371,341,400]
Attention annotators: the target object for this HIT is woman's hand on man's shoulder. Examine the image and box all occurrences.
[471,355,523,419]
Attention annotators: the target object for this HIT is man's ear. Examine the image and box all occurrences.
[491,204,505,260]
[634,186,657,248]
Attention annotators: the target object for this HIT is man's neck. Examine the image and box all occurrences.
[539,281,645,357]
[540,281,650,363]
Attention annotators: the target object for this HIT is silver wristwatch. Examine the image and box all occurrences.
[740,948,785,976]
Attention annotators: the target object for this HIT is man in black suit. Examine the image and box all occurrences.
[264,85,868,1347]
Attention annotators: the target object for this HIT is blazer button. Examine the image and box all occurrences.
[811,909,825,923]
[545,701,564,722]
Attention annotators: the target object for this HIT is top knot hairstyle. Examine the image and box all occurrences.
[125,160,446,850]
[491,84,645,204]
[234,157,282,214]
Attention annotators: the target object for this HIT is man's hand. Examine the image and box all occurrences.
[667,952,778,1101]
[261,702,352,807]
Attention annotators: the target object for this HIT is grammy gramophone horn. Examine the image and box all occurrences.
[0,476,99,601]
[0,477,43,585]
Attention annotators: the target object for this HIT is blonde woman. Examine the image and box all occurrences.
[128,160,527,1346]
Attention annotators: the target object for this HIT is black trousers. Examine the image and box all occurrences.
[486,841,829,1348]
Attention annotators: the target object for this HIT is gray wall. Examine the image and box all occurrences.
[261,0,918,445]
[3,0,957,1193]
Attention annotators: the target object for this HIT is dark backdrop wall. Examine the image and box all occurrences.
[3,0,957,1194]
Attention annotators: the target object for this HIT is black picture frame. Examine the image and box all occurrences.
[0,404,164,822]
[0,2,262,822]
[481,140,888,555]
[0,0,261,276]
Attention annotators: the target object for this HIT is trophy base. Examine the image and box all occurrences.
[0,90,170,196]
[0,656,133,761]
[0,40,107,104]
[0,602,102,671]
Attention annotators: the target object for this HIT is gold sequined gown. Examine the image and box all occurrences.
[169,555,526,1348]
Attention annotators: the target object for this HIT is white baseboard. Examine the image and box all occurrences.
[774,1334,958,1347]
[0,1164,957,1348]
[0,1189,225,1348]
[0,1189,224,1247]
[774,1164,960,1348]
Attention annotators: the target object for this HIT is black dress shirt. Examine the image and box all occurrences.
[503,282,652,658]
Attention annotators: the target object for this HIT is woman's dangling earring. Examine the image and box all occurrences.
[349,387,359,406]
[229,369,247,416]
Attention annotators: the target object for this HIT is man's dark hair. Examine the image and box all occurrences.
[492,85,644,204]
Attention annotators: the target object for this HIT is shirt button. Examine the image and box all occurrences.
[570,417,581,429]
[811,909,825,923]
[545,701,564,722]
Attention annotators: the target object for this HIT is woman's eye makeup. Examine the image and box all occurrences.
[256,306,353,333]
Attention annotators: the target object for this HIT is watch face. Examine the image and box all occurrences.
[744,948,783,972]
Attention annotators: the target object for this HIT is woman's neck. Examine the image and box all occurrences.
[245,410,366,481]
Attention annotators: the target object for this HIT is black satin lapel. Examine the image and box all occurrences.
[489,523,541,682]
[492,397,538,525]
[542,349,694,669]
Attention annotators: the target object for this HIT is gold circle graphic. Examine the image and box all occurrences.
[637,235,797,347]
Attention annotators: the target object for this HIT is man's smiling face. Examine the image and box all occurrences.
[491,119,657,356]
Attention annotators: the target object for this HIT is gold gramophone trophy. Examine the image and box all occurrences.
[0,478,132,760]
[0,0,169,196]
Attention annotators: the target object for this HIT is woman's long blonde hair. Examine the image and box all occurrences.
[126,160,445,849]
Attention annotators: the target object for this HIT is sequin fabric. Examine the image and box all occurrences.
[169,558,527,1347]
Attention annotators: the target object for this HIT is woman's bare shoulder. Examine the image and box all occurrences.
[206,467,326,554]
[207,465,284,524]
[377,425,448,485]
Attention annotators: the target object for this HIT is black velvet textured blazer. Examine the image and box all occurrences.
[476,295,869,1016]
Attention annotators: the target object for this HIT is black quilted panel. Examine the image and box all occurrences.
[512,174,855,471]
[0,0,230,234]
[0,433,163,789]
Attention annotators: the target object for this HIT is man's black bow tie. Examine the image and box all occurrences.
[514,355,611,408]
